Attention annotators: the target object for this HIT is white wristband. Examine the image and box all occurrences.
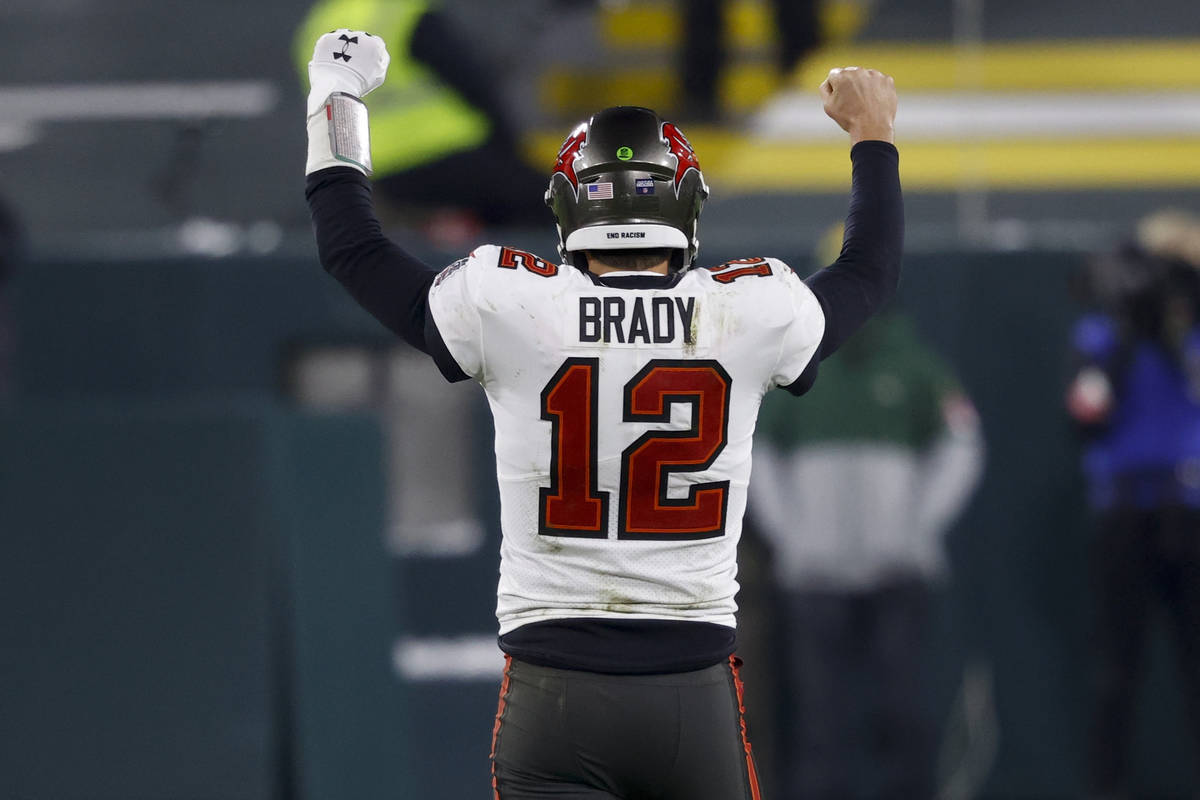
[305,92,373,176]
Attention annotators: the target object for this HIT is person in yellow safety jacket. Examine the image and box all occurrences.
[295,0,548,227]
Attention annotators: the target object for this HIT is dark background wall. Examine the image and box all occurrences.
[3,246,1196,798]
[3,0,1198,796]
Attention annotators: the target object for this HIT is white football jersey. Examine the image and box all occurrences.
[427,245,825,635]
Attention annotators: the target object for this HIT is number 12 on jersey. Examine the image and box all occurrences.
[538,357,732,540]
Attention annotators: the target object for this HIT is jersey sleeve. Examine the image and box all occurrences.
[768,258,826,389]
[426,246,494,381]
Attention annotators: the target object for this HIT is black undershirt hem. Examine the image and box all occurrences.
[499,618,737,674]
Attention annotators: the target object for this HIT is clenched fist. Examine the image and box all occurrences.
[820,67,897,144]
[306,29,390,118]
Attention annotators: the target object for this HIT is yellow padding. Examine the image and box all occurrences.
[542,71,678,118]
[600,0,866,48]
[794,40,1200,91]
[715,138,1200,191]
[542,38,1200,117]
[524,132,1200,192]
[540,63,782,117]
[599,4,680,47]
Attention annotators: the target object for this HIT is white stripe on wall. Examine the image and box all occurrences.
[0,81,278,121]
[392,635,506,682]
[754,90,1200,141]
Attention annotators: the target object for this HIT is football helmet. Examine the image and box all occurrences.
[545,106,709,271]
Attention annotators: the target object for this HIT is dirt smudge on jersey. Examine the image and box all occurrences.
[682,298,701,356]
[600,592,637,613]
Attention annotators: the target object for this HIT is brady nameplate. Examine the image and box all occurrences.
[576,295,696,345]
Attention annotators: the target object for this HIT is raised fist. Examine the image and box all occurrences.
[306,29,390,117]
[820,67,897,144]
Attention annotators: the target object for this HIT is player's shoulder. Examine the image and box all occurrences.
[433,244,580,294]
[688,256,823,343]
[472,243,571,279]
[688,256,814,302]
[690,256,798,285]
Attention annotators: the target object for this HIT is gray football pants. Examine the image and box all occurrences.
[490,655,763,799]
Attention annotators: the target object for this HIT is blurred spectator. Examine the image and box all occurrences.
[0,193,23,402]
[1066,209,1200,800]
[294,0,549,235]
[680,0,819,122]
[750,297,984,799]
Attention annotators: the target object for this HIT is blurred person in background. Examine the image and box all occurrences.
[0,193,23,403]
[1065,209,1200,800]
[749,234,984,798]
[294,0,549,237]
[680,0,819,122]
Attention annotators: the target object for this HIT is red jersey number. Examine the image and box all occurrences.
[538,358,731,540]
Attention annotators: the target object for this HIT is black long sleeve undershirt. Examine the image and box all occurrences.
[784,139,903,395]
[809,140,903,354]
[305,167,439,353]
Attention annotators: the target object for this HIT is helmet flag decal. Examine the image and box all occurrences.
[661,123,701,196]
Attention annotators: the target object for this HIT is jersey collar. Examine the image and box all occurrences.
[586,270,684,291]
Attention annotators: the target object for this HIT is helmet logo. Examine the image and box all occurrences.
[551,125,588,191]
[616,146,633,161]
[661,122,701,195]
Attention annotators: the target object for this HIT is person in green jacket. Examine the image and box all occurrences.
[295,0,548,228]
[749,254,985,798]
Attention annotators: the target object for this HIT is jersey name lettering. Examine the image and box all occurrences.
[577,295,695,345]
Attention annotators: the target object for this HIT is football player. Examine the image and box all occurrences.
[304,29,901,799]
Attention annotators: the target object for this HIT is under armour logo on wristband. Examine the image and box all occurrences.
[332,33,357,61]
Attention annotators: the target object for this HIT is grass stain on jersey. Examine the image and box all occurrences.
[683,298,702,356]
[600,592,638,614]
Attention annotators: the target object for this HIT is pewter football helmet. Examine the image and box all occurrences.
[546,106,709,271]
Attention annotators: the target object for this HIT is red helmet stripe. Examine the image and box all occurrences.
[661,122,701,194]
[552,125,588,191]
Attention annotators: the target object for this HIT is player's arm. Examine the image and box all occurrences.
[915,371,986,538]
[302,29,442,355]
[794,68,903,385]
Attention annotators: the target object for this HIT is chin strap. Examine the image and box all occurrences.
[669,249,689,273]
